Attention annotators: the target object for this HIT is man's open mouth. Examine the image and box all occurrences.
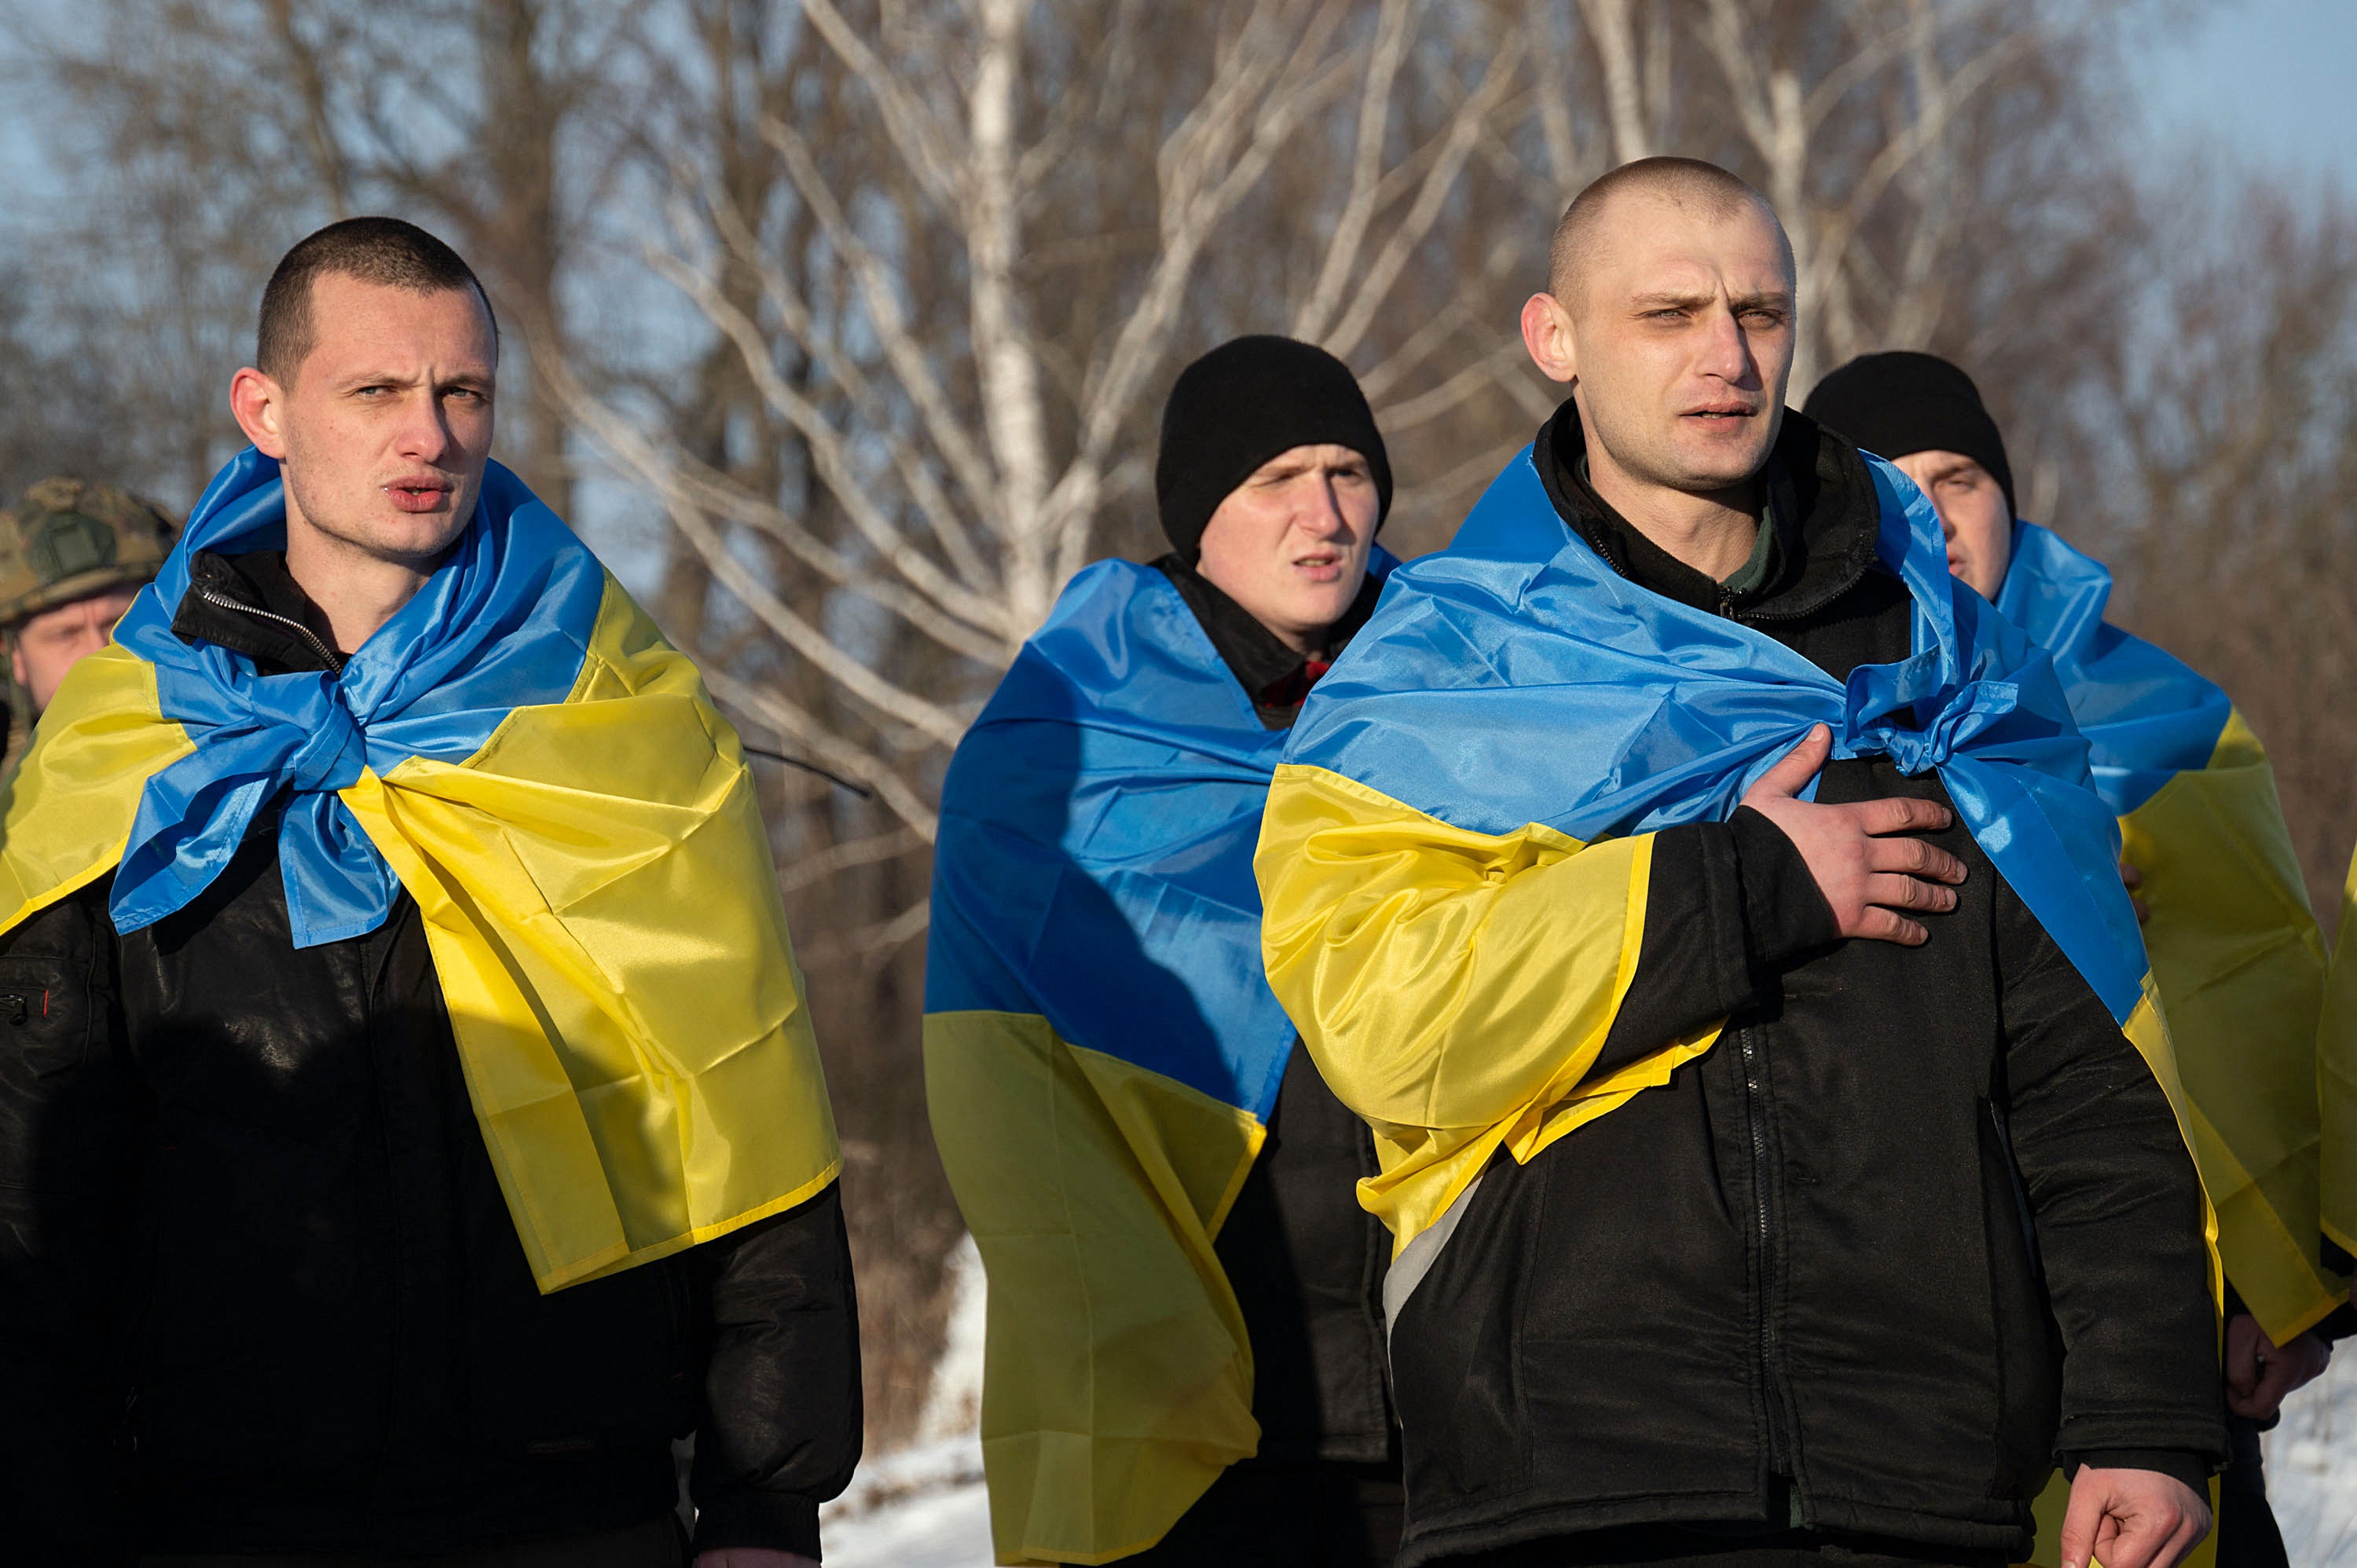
[386,479,455,514]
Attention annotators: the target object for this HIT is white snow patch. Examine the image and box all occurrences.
[820,1233,994,1566]
[917,1232,988,1445]
[2266,1349,2357,1565]
[820,1431,992,1568]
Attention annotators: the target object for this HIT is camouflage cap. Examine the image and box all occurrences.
[0,476,178,628]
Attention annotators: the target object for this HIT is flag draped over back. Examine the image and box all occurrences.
[0,448,840,1292]
[1257,451,2205,1274]
[926,552,1391,1566]
[1997,518,2341,1341]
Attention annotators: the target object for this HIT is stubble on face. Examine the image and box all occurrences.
[271,273,499,576]
[1565,191,1797,502]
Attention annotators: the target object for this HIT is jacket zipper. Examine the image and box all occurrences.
[189,582,346,672]
[1720,592,1798,1504]
[1719,555,1874,627]
[1736,1020,1793,1482]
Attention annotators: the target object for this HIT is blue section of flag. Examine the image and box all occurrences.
[1996,519,2231,817]
[105,447,607,946]
[928,553,1393,1121]
[1286,449,2150,1024]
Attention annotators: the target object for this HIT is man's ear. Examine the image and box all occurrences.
[9,639,26,693]
[229,366,291,459]
[1519,292,1578,385]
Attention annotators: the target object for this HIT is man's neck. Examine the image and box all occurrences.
[282,523,434,656]
[1583,442,1763,583]
[1264,621,1330,659]
[1190,562,1336,658]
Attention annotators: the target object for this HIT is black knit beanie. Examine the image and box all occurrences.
[1155,335,1393,563]
[1802,350,2015,516]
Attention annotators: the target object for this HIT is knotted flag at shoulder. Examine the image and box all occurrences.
[926,551,1390,1566]
[1997,519,2342,1339]
[1255,450,2207,1279]
[0,447,840,1293]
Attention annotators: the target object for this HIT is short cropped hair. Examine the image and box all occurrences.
[1548,156,1791,307]
[256,216,497,381]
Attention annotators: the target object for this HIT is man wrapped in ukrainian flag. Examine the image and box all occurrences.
[1255,158,2223,1568]
[1806,352,2348,1568]
[0,218,857,1566]
[926,337,1405,1566]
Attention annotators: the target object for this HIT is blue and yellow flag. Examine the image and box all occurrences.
[926,553,1391,1566]
[0,448,840,1292]
[1997,519,2341,1341]
[1256,452,2203,1272]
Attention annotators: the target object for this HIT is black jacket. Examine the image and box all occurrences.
[1380,409,2223,1566]
[1155,555,1396,1465]
[0,551,861,1563]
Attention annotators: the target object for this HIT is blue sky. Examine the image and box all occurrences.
[2129,0,2357,197]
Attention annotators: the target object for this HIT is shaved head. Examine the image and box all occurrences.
[1518,153,1798,549]
[1549,156,1792,309]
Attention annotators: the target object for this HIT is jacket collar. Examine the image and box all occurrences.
[1154,552,1384,729]
[173,551,346,676]
[1532,400,1883,620]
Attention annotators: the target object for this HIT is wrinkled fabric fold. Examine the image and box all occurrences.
[1263,449,2220,1568]
[1262,451,2208,1258]
[1997,518,2341,1341]
[925,555,1391,1564]
[0,449,838,1291]
[104,447,607,946]
[1281,449,2149,1024]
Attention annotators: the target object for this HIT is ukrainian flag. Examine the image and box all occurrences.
[1996,520,2341,1342]
[0,447,840,1293]
[1259,452,2203,1258]
[926,552,1390,1566]
[1257,453,2220,1568]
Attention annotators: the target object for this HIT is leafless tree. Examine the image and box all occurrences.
[550,0,1536,846]
[17,0,2352,1447]
[9,0,644,515]
[2088,182,2357,921]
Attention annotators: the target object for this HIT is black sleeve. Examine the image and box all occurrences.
[0,885,141,1563]
[1588,809,1838,1080]
[687,1178,863,1557]
[1993,874,2225,1474]
[2059,1449,2212,1497]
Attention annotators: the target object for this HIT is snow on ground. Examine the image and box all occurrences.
[820,1431,993,1568]
[823,1239,2357,1567]
[2267,1348,2357,1565]
[819,1234,994,1568]
[914,1234,987,1447]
